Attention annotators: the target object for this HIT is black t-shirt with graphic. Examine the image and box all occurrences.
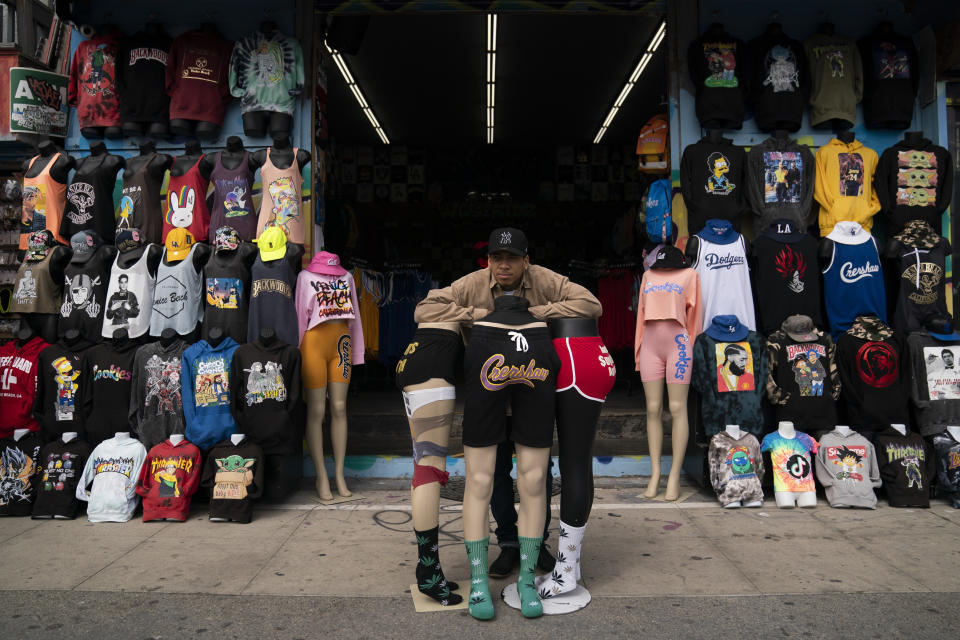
[766,331,839,433]
[0,432,44,516]
[687,27,749,129]
[748,30,807,132]
[230,338,302,455]
[753,229,822,334]
[117,30,172,123]
[203,244,256,344]
[31,438,92,518]
[680,137,748,233]
[858,29,918,130]
[200,439,264,524]
[79,339,138,445]
[875,428,934,507]
[836,331,910,431]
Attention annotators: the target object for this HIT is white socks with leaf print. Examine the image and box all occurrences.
[538,521,585,598]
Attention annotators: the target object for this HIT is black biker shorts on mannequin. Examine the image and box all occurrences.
[462,324,560,448]
[395,328,463,390]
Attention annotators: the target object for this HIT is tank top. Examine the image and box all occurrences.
[693,234,755,330]
[102,248,156,338]
[247,254,298,346]
[20,154,68,249]
[203,249,251,344]
[11,251,61,314]
[150,243,203,336]
[257,148,304,244]
[120,154,164,244]
[822,228,886,337]
[162,156,211,244]
[62,154,118,241]
[209,152,256,241]
[60,248,112,338]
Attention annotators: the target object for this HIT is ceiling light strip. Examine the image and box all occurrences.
[486,13,497,144]
[325,41,390,145]
[593,18,666,145]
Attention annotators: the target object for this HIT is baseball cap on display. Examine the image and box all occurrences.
[25,230,55,262]
[115,228,143,253]
[781,315,820,343]
[256,225,287,261]
[165,228,195,262]
[70,230,102,264]
[649,245,689,270]
[214,226,240,253]
[488,227,528,256]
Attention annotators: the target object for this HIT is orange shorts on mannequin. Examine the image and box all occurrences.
[301,320,352,388]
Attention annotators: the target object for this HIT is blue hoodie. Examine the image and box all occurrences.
[181,337,239,449]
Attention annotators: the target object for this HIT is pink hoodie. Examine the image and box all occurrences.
[295,253,365,364]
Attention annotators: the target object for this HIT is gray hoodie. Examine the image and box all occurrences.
[745,135,815,234]
[814,429,881,508]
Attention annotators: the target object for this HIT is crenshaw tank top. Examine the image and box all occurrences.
[119,154,164,244]
[162,156,211,244]
[822,234,886,337]
[102,248,156,338]
[209,152,256,241]
[20,154,68,249]
[257,148,304,244]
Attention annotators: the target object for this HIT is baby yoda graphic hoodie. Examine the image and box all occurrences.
[875,137,954,236]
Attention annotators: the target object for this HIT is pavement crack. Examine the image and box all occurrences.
[239,510,314,595]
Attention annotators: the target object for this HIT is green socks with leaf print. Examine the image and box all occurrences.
[464,537,495,620]
[518,536,544,618]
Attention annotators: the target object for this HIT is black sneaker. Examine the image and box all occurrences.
[537,542,557,572]
[488,546,520,578]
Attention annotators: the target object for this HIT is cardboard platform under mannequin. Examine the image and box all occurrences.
[409,583,467,613]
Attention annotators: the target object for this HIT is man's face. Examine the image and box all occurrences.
[730,351,747,369]
[488,251,529,291]
[944,351,955,368]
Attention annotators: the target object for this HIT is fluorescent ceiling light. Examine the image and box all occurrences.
[325,41,390,145]
[486,13,497,144]
[593,18,666,145]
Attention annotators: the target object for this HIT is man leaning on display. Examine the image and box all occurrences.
[414,227,602,576]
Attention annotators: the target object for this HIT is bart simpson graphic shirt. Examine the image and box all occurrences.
[761,431,818,493]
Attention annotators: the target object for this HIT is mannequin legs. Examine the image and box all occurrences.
[304,383,351,500]
[406,379,455,530]
[642,380,690,501]
[556,390,602,525]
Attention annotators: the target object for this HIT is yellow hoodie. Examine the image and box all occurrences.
[815,138,880,235]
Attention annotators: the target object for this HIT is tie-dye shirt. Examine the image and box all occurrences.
[761,431,819,492]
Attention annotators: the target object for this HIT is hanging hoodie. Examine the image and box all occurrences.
[679,136,748,234]
[136,438,202,522]
[228,30,304,116]
[165,29,234,125]
[748,28,808,132]
[690,220,755,331]
[815,429,882,508]
[906,331,960,436]
[687,26,748,129]
[692,324,768,437]
[31,438,91,519]
[116,29,172,124]
[822,221,886,337]
[0,337,49,438]
[887,221,951,333]
[931,430,960,508]
[231,337,302,455]
[294,253,365,357]
[874,427,934,507]
[0,432,44,516]
[803,33,863,126]
[68,33,121,129]
[80,338,138,445]
[752,221,822,334]
[75,434,147,522]
[130,339,188,450]
[201,438,264,524]
[815,138,881,235]
[708,431,764,507]
[745,135,815,232]
[765,323,840,432]
[181,338,240,450]
[760,430,818,493]
[876,137,954,236]
[34,337,95,441]
[836,316,910,432]
[858,28,919,130]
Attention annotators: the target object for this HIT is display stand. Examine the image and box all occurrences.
[502,582,591,615]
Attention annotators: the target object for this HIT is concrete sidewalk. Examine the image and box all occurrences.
[2,478,960,601]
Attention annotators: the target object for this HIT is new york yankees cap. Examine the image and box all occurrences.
[488,227,528,256]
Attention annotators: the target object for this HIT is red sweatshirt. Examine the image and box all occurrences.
[0,337,50,438]
[136,438,202,522]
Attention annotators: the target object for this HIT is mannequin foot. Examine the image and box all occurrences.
[517,536,543,618]
[316,477,334,501]
[644,472,661,499]
[664,473,681,501]
[416,526,462,606]
[465,538,495,620]
[335,474,352,498]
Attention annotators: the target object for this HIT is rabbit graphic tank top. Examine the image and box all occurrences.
[162,156,210,244]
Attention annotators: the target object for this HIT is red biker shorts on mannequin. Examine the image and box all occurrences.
[553,336,617,402]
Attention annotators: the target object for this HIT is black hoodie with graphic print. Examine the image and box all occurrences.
[680,136,748,234]
[687,25,749,129]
